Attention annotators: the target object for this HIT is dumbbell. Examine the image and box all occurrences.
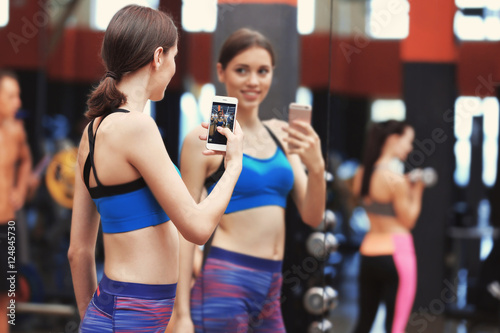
[315,209,337,231]
[324,171,334,183]
[303,286,339,315]
[308,319,334,333]
[306,232,339,260]
[408,167,438,187]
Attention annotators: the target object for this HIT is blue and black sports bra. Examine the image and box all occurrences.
[83,109,172,233]
[204,125,294,214]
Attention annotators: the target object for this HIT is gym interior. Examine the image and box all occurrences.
[0,0,499,332]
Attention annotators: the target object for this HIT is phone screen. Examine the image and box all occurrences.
[207,102,236,145]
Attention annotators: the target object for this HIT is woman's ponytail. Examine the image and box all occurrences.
[86,74,127,119]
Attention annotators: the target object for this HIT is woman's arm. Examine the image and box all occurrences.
[68,141,100,319]
[11,122,31,210]
[392,173,425,229]
[352,166,364,198]
[125,114,242,245]
[172,125,215,332]
[270,119,326,227]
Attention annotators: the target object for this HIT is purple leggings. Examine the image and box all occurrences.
[191,247,286,333]
[80,274,176,332]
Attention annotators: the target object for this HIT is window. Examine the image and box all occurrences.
[454,0,500,41]
[456,0,487,9]
[181,0,217,32]
[179,92,200,152]
[179,83,215,152]
[91,0,159,31]
[482,97,499,187]
[367,0,410,39]
[454,97,478,187]
[454,97,499,187]
[370,99,406,122]
[298,0,315,35]
[478,199,493,260]
[0,0,8,28]
[296,87,313,107]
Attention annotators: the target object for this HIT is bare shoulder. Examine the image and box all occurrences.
[182,125,207,152]
[180,125,221,174]
[263,118,287,142]
[119,111,159,135]
[99,112,160,148]
[8,119,27,140]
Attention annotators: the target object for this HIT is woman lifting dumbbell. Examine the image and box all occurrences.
[351,120,433,333]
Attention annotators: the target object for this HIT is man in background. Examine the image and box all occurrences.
[0,70,31,332]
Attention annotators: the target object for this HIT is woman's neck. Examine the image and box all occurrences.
[237,105,261,130]
[116,71,151,113]
[375,154,397,168]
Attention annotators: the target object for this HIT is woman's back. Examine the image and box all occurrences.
[364,168,409,234]
[78,110,179,284]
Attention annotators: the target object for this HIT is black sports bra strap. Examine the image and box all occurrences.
[83,155,92,188]
[87,109,130,187]
[263,124,286,153]
[87,119,102,187]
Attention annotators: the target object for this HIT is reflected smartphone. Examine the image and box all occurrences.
[288,103,312,150]
[206,96,238,152]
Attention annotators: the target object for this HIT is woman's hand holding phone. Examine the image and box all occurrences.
[198,121,243,173]
[283,103,324,173]
[283,121,324,173]
[206,96,238,152]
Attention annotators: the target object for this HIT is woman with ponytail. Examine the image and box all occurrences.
[67,5,243,332]
[351,120,425,333]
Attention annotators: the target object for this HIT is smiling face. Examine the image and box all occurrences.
[217,46,273,112]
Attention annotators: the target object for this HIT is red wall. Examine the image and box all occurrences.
[1,1,499,97]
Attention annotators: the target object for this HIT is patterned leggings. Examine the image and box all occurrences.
[80,274,176,332]
[191,247,286,333]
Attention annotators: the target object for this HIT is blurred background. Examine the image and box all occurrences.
[1,0,500,332]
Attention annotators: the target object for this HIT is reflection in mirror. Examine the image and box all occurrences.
[326,0,500,333]
[176,2,331,331]
[324,0,415,332]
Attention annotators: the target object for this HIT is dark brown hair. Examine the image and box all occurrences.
[360,120,411,197]
[218,28,275,69]
[86,5,178,119]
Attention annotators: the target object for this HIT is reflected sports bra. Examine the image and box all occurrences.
[204,125,294,214]
[361,163,399,217]
[83,109,174,233]
[362,200,396,217]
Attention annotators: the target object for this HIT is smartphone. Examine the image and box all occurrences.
[206,96,238,152]
[288,103,312,150]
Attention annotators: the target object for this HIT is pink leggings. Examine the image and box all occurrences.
[353,233,417,333]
